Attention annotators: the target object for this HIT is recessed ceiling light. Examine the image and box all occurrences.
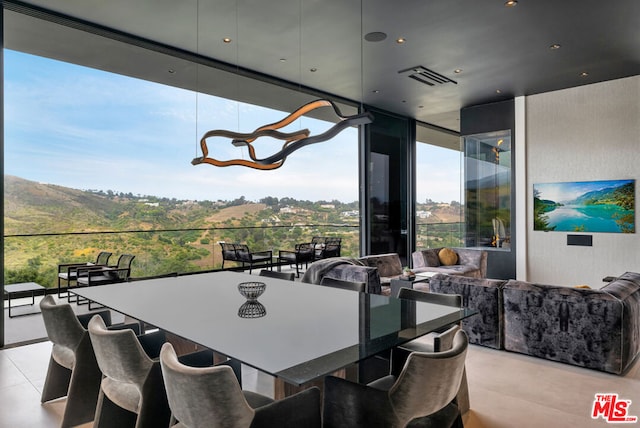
[223,37,232,43]
[496,89,502,94]
[550,44,561,50]
[580,71,589,77]
[167,69,176,74]
[309,68,317,72]
[364,32,387,42]
[372,90,380,94]
[279,58,287,63]
[396,37,407,44]
[454,69,463,74]
[418,105,424,109]
[504,0,517,7]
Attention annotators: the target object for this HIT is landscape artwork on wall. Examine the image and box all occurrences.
[533,179,635,233]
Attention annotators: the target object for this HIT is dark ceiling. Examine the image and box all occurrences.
[4,0,640,132]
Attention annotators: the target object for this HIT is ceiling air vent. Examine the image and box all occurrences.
[398,66,457,86]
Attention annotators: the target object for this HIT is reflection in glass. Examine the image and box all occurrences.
[464,130,512,249]
[238,300,267,318]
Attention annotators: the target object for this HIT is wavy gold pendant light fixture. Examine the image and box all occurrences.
[192,99,373,170]
[191,0,373,171]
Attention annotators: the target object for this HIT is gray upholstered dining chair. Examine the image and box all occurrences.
[392,287,470,414]
[39,295,138,428]
[259,269,295,281]
[320,276,366,292]
[323,329,468,428]
[159,342,322,428]
[87,315,175,428]
[88,315,237,428]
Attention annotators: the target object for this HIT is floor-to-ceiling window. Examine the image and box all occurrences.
[3,48,360,293]
[415,126,463,250]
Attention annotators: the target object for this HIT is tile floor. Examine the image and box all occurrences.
[1,338,638,428]
[2,278,639,428]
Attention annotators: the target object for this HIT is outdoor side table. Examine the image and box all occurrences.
[4,282,45,318]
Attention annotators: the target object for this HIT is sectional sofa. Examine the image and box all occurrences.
[428,272,640,375]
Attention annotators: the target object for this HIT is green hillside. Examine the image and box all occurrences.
[3,175,360,288]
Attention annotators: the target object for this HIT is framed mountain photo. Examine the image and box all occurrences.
[533,179,635,233]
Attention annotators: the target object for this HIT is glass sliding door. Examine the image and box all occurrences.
[362,110,413,265]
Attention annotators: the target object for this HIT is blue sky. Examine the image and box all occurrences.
[534,179,633,203]
[4,49,460,203]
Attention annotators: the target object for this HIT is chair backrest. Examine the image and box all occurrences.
[95,251,113,265]
[320,276,366,292]
[398,288,462,338]
[234,244,251,262]
[113,254,135,280]
[311,236,326,245]
[397,288,462,308]
[259,269,295,281]
[88,315,153,386]
[389,329,469,426]
[40,295,86,350]
[160,343,255,428]
[295,242,315,254]
[220,242,238,260]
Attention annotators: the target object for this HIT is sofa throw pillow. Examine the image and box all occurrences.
[438,248,458,266]
[424,249,440,267]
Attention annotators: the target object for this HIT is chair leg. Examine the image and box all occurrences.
[41,356,72,403]
[60,341,104,428]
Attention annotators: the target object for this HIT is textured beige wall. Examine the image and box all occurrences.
[525,75,640,288]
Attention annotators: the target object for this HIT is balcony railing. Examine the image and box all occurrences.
[4,224,360,289]
[415,222,464,249]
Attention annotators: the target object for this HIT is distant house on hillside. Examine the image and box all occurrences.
[341,210,359,218]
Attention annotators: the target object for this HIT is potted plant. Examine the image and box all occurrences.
[401,266,416,280]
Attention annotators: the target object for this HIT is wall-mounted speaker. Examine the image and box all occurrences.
[567,234,593,246]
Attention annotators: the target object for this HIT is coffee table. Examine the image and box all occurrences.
[389,272,437,297]
[4,282,45,318]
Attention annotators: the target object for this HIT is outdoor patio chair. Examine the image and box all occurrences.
[323,330,468,428]
[221,243,272,273]
[159,342,322,428]
[315,237,342,260]
[57,251,112,299]
[278,242,315,277]
[76,254,135,309]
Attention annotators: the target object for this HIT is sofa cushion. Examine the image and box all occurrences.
[429,274,506,349]
[438,248,458,266]
[359,253,403,280]
[503,279,632,374]
[324,264,382,295]
[424,249,440,267]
